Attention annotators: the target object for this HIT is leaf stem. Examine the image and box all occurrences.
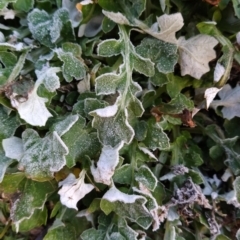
[170,125,180,166]
[153,151,169,178]
[0,220,11,239]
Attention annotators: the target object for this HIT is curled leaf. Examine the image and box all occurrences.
[58,170,94,210]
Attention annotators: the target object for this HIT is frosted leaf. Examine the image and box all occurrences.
[11,180,56,232]
[91,142,124,185]
[178,35,218,79]
[135,166,158,191]
[55,48,85,82]
[58,170,94,210]
[237,32,240,45]
[50,8,74,43]
[27,8,75,47]
[102,11,130,25]
[143,121,170,150]
[133,186,167,231]
[2,137,23,161]
[210,84,240,120]
[90,107,134,147]
[103,185,145,204]
[101,185,152,229]
[136,37,178,74]
[62,117,101,168]
[0,148,15,182]
[36,67,61,92]
[91,104,118,118]
[19,129,68,180]
[97,39,123,57]
[50,114,79,137]
[13,87,52,127]
[152,13,184,44]
[204,87,222,109]
[214,63,225,82]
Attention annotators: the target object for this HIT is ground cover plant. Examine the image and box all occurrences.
[1,0,240,239]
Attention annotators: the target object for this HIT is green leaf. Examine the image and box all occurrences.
[157,93,194,114]
[113,164,133,184]
[0,172,25,194]
[164,222,176,240]
[11,179,56,231]
[19,129,68,181]
[166,74,191,98]
[62,117,101,168]
[102,16,116,33]
[84,98,108,120]
[214,234,232,240]
[90,105,134,147]
[81,213,114,240]
[143,119,170,150]
[100,185,152,229]
[232,0,240,18]
[0,0,17,9]
[205,125,240,175]
[49,114,79,137]
[44,216,89,240]
[150,70,169,86]
[0,106,19,141]
[135,166,157,191]
[97,39,123,57]
[0,50,28,84]
[55,48,86,82]
[136,38,178,74]
[0,51,17,85]
[14,207,47,232]
[13,0,34,12]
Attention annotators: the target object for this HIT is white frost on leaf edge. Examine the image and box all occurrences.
[138,146,157,161]
[91,142,124,185]
[103,184,146,204]
[2,137,23,161]
[58,170,94,210]
[90,104,118,118]
[133,185,168,231]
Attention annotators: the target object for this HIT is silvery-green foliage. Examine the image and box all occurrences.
[0,0,240,239]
